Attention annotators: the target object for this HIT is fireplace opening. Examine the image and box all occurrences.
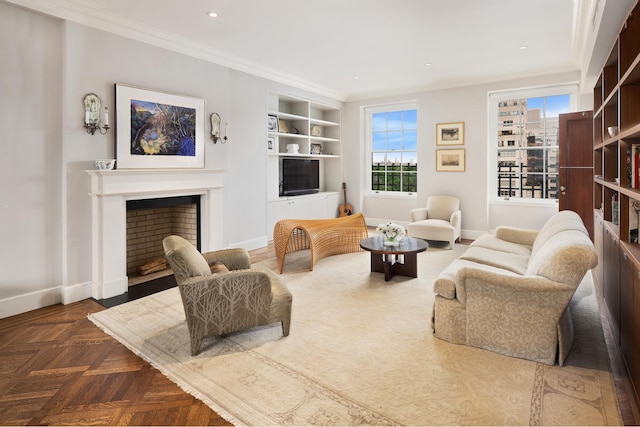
[126,195,201,285]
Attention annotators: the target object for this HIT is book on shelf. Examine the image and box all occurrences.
[629,144,640,189]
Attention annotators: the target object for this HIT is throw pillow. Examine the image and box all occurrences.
[210,261,229,274]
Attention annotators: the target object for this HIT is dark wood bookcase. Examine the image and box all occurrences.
[593,0,640,406]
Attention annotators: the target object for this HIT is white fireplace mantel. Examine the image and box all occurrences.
[87,168,225,299]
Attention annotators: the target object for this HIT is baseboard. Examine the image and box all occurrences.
[228,236,269,252]
[0,287,62,319]
[61,281,93,305]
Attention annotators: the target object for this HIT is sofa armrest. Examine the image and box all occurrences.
[202,248,251,270]
[494,226,538,246]
[450,210,461,229]
[455,267,577,365]
[410,207,429,222]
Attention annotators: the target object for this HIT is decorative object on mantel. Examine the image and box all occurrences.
[376,221,405,246]
[94,159,115,170]
[115,84,205,169]
[209,112,228,144]
[83,93,110,135]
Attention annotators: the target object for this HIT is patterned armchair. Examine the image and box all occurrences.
[162,235,292,355]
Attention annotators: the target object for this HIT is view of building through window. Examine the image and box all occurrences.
[370,109,418,193]
[496,95,570,199]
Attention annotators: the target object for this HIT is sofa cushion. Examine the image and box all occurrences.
[530,210,590,260]
[433,258,520,303]
[210,261,229,274]
[470,234,532,256]
[526,229,598,286]
[459,246,529,274]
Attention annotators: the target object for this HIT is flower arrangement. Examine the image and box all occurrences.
[376,222,405,245]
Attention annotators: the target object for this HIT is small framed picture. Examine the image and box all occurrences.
[267,136,276,152]
[310,143,322,155]
[436,122,464,146]
[310,125,322,136]
[278,119,290,134]
[267,115,279,132]
[436,149,465,172]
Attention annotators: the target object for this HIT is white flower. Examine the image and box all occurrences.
[376,222,405,241]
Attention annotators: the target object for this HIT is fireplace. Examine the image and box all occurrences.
[88,169,224,299]
[126,195,201,283]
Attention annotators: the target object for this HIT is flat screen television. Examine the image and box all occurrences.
[280,157,320,196]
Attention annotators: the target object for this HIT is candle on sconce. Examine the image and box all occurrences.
[85,111,90,124]
[104,107,109,127]
[224,122,227,137]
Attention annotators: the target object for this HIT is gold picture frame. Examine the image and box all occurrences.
[436,122,464,146]
[436,149,465,172]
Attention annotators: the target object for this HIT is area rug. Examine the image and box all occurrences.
[89,245,622,426]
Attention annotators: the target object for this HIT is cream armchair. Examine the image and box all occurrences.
[407,195,461,249]
[163,235,292,355]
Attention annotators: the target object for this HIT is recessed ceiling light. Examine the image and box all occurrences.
[519,45,528,50]
[207,11,218,18]
[425,63,432,67]
[354,76,360,80]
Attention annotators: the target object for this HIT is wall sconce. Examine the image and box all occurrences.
[210,112,228,144]
[83,93,110,135]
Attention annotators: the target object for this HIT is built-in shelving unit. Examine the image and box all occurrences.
[593,0,640,407]
[265,92,343,237]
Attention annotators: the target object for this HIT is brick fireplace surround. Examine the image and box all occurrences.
[88,169,224,299]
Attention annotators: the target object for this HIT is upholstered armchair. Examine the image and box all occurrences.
[162,235,292,355]
[407,195,461,249]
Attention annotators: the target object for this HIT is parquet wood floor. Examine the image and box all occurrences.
[1,241,638,425]
[0,299,232,426]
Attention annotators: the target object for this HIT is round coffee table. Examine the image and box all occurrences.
[359,236,428,281]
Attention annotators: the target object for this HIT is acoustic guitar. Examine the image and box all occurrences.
[339,182,354,217]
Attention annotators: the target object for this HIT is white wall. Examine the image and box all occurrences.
[0,3,63,313]
[343,71,593,238]
[0,3,340,318]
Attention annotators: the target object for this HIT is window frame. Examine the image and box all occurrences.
[487,84,578,205]
[364,101,418,198]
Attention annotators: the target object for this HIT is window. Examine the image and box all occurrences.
[365,103,417,194]
[489,85,576,202]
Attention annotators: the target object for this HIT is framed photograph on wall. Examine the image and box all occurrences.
[115,84,205,169]
[267,136,276,152]
[267,114,279,132]
[436,149,465,172]
[436,122,465,146]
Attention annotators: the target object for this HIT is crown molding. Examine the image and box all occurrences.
[3,0,348,102]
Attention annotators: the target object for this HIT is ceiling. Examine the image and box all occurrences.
[3,0,611,101]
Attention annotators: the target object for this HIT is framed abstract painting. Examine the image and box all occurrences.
[115,84,205,169]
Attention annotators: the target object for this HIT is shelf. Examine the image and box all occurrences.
[266,91,343,207]
[269,111,307,121]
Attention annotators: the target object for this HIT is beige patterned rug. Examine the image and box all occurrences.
[89,245,621,426]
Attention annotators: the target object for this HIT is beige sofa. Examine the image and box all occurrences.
[431,210,597,365]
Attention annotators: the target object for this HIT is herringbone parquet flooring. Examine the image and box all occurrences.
[0,299,231,426]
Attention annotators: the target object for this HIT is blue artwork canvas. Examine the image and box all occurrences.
[130,100,196,157]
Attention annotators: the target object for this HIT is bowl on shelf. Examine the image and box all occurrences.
[95,159,116,170]
[607,126,619,137]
